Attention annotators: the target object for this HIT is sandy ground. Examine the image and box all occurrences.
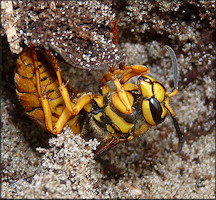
[1,0,215,199]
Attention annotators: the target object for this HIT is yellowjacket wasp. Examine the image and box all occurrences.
[15,45,183,157]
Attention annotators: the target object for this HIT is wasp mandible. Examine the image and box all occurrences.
[15,45,183,157]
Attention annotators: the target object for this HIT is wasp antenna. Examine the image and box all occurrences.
[164,45,178,90]
[172,116,183,154]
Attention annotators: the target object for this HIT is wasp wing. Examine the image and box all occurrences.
[93,136,121,158]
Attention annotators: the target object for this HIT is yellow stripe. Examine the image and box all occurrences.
[106,124,115,134]
[134,123,151,137]
[105,105,133,133]
[142,100,156,125]
[93,112,103,122]
[94,95,104,108]
[67,115,81,134]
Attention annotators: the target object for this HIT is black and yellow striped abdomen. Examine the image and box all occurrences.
[15,47,79,132]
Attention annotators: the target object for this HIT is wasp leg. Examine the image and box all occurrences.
[52,107,74,135]
[111,74,134,115]
[30,45,55,133]
[99,65,149,115]
[45,49,74,112]
[45,49,93,116]
[100,65,149,84]
[42,105,80,135]
[70,92,93,115]
[119,65,150,84]
[100,68,124,83]
[100,69,133,115]
[133,123,152,137]
[31,46,92,135]
[112,19,118,46]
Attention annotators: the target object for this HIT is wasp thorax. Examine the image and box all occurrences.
[138,75,167,125]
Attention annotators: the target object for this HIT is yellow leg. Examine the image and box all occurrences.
[45,49,74,113]
[119,65,150,84]
[70,93,93,115]
[113,65,150,114]
[53,107,74,135]
[45,49,93,115]
[100,65,149,85]
[111,74,133,114]
[100,69,124,83]
[31,46,93,134]
[134,123,152,137]
[164,89,179,117]
[51,93,93,135]
[99,65,150,115]
[31,45,54,133]
[100,69,133,115]
[168,89,178,97]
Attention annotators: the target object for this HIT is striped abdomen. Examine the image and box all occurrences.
[15,47,77,132]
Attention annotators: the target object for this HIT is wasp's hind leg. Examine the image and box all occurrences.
[100,67,134,115]
[30,45,55,133]
[31,46,93,135]
[45,49,93,117]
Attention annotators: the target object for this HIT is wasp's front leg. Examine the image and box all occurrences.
[119,65,150,84]
[99,65,150,115]
[100,69,134,115]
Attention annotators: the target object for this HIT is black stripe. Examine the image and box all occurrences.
[41,77,48,81]
[56,103,63,108]
[15,71,33,80]
[47,89,55,94]
[109,93,142,124]
[26,106,42,113]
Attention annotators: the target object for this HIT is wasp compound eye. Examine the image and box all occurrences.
[142,97,166,125]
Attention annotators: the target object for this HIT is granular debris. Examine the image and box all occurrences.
[2,129,101,199]
[1,0,215,199]
[12,0,126,70]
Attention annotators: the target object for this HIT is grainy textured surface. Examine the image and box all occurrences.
[12,0,125,70]
[1,0,215,199]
